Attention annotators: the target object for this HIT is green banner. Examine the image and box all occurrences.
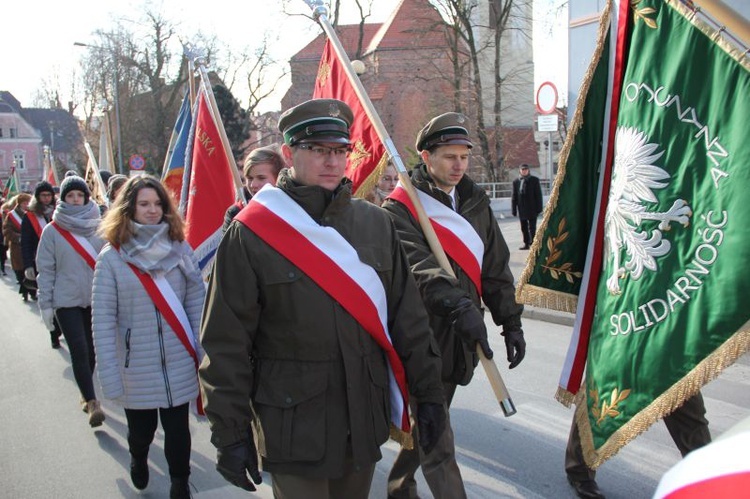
[581,0,750,466]
[518,0,750,467]
[516,13,610,313]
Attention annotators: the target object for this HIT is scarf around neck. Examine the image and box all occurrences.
[53,201,101,237]
[120,221,183,273]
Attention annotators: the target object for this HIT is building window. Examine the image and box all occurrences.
[13,151,25,171]
[9,128,17,138]
[0,128,4,138]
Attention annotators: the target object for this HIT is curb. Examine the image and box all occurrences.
[522,305,575,327]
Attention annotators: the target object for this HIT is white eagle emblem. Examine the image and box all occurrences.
[604,127,692,295]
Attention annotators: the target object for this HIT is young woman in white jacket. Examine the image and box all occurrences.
[36,176,105,426]
[92,175,205,499]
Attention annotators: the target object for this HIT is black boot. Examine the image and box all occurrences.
[130,454,149,490]
[169,476,191,499]
[50,331,61,349]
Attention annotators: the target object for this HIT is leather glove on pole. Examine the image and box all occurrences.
[449,297,493,359]
[502,329,526,369]
[417,402,446,455]
[216,435,263,491]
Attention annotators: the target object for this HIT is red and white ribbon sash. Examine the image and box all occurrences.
[50,222,97,270]
[388,183,484,296]
[123,258,204,416]
[235,185,410,432]
[9,210,23,231]
[654,430,750,499]
[28,214,47,238]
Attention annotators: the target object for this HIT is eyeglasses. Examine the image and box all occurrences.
[296,143,351,158]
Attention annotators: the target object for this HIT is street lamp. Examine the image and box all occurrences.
[73,41,124,175]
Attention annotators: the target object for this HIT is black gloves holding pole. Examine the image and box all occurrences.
[450,296,526,369]
[216,430,263,491]
[449,297,493,359]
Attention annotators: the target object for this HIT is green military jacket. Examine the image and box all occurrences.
[199,171,443,478]
[382,164,523,385]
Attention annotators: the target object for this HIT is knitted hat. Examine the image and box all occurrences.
[59,176,91,204]
[33,181,55,201]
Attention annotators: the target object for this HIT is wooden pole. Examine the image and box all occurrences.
[303,0,516,416]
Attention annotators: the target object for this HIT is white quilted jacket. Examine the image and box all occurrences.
[92,243,205,410]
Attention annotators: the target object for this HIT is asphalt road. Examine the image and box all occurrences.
[0,218,746,498]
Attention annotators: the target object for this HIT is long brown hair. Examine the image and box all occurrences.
[99,175,185,245]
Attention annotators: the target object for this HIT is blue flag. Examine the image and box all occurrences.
[162,92,193,204]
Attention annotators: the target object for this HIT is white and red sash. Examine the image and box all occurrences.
[235,185,410,432]
[28,214,47,238]
[123,256,204,416]
[50,222,97,270]
[8,210,23,231]
[388,183,484,296]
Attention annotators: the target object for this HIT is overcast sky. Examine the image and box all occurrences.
[2,0,567,111]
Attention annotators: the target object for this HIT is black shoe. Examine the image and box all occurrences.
[22,293,28,302]
[130,455,149,490]
[51,340,61,349]
[169,476,191,499]
[519,245,530,250]
[567,476,605,499]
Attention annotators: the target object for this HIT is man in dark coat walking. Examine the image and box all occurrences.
[511,164,543,250]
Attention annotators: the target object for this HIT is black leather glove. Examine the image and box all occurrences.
[417,402,446,455]
[502,329,526,369]
[216,434,263,491]
[449,297,493,359]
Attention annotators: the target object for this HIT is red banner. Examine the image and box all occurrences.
[313,40,387,195]
[184,92,235,270]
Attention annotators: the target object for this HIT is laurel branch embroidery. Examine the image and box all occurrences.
[591,386,632,425]
[540,218,583,284]
[632,0,658,29]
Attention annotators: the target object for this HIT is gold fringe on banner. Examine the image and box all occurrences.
[555,385,579,408]
[579,327,750,469]
[518,284,579,315]
[353,153,390,199]
[515,0,613,312]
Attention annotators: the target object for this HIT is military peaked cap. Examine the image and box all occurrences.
[278,98,353,146]
[415,112,474,152]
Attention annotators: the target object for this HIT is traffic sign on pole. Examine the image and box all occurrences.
[536,81,559,115]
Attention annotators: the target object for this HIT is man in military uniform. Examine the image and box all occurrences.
[382,112,526,498]
[199,98,446,499]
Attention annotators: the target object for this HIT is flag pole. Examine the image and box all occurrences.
[195,62,246,205]
[303,0,515,416]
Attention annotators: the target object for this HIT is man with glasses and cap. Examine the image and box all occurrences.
[382,112,526,499]
[199,98,446,498]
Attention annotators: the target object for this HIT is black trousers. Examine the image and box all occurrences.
[124,403,191,479]
[520,217,538,246]
[565,391,711,481]
[55,307,96,401]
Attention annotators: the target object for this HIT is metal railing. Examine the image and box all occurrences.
[477,179,553,199]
